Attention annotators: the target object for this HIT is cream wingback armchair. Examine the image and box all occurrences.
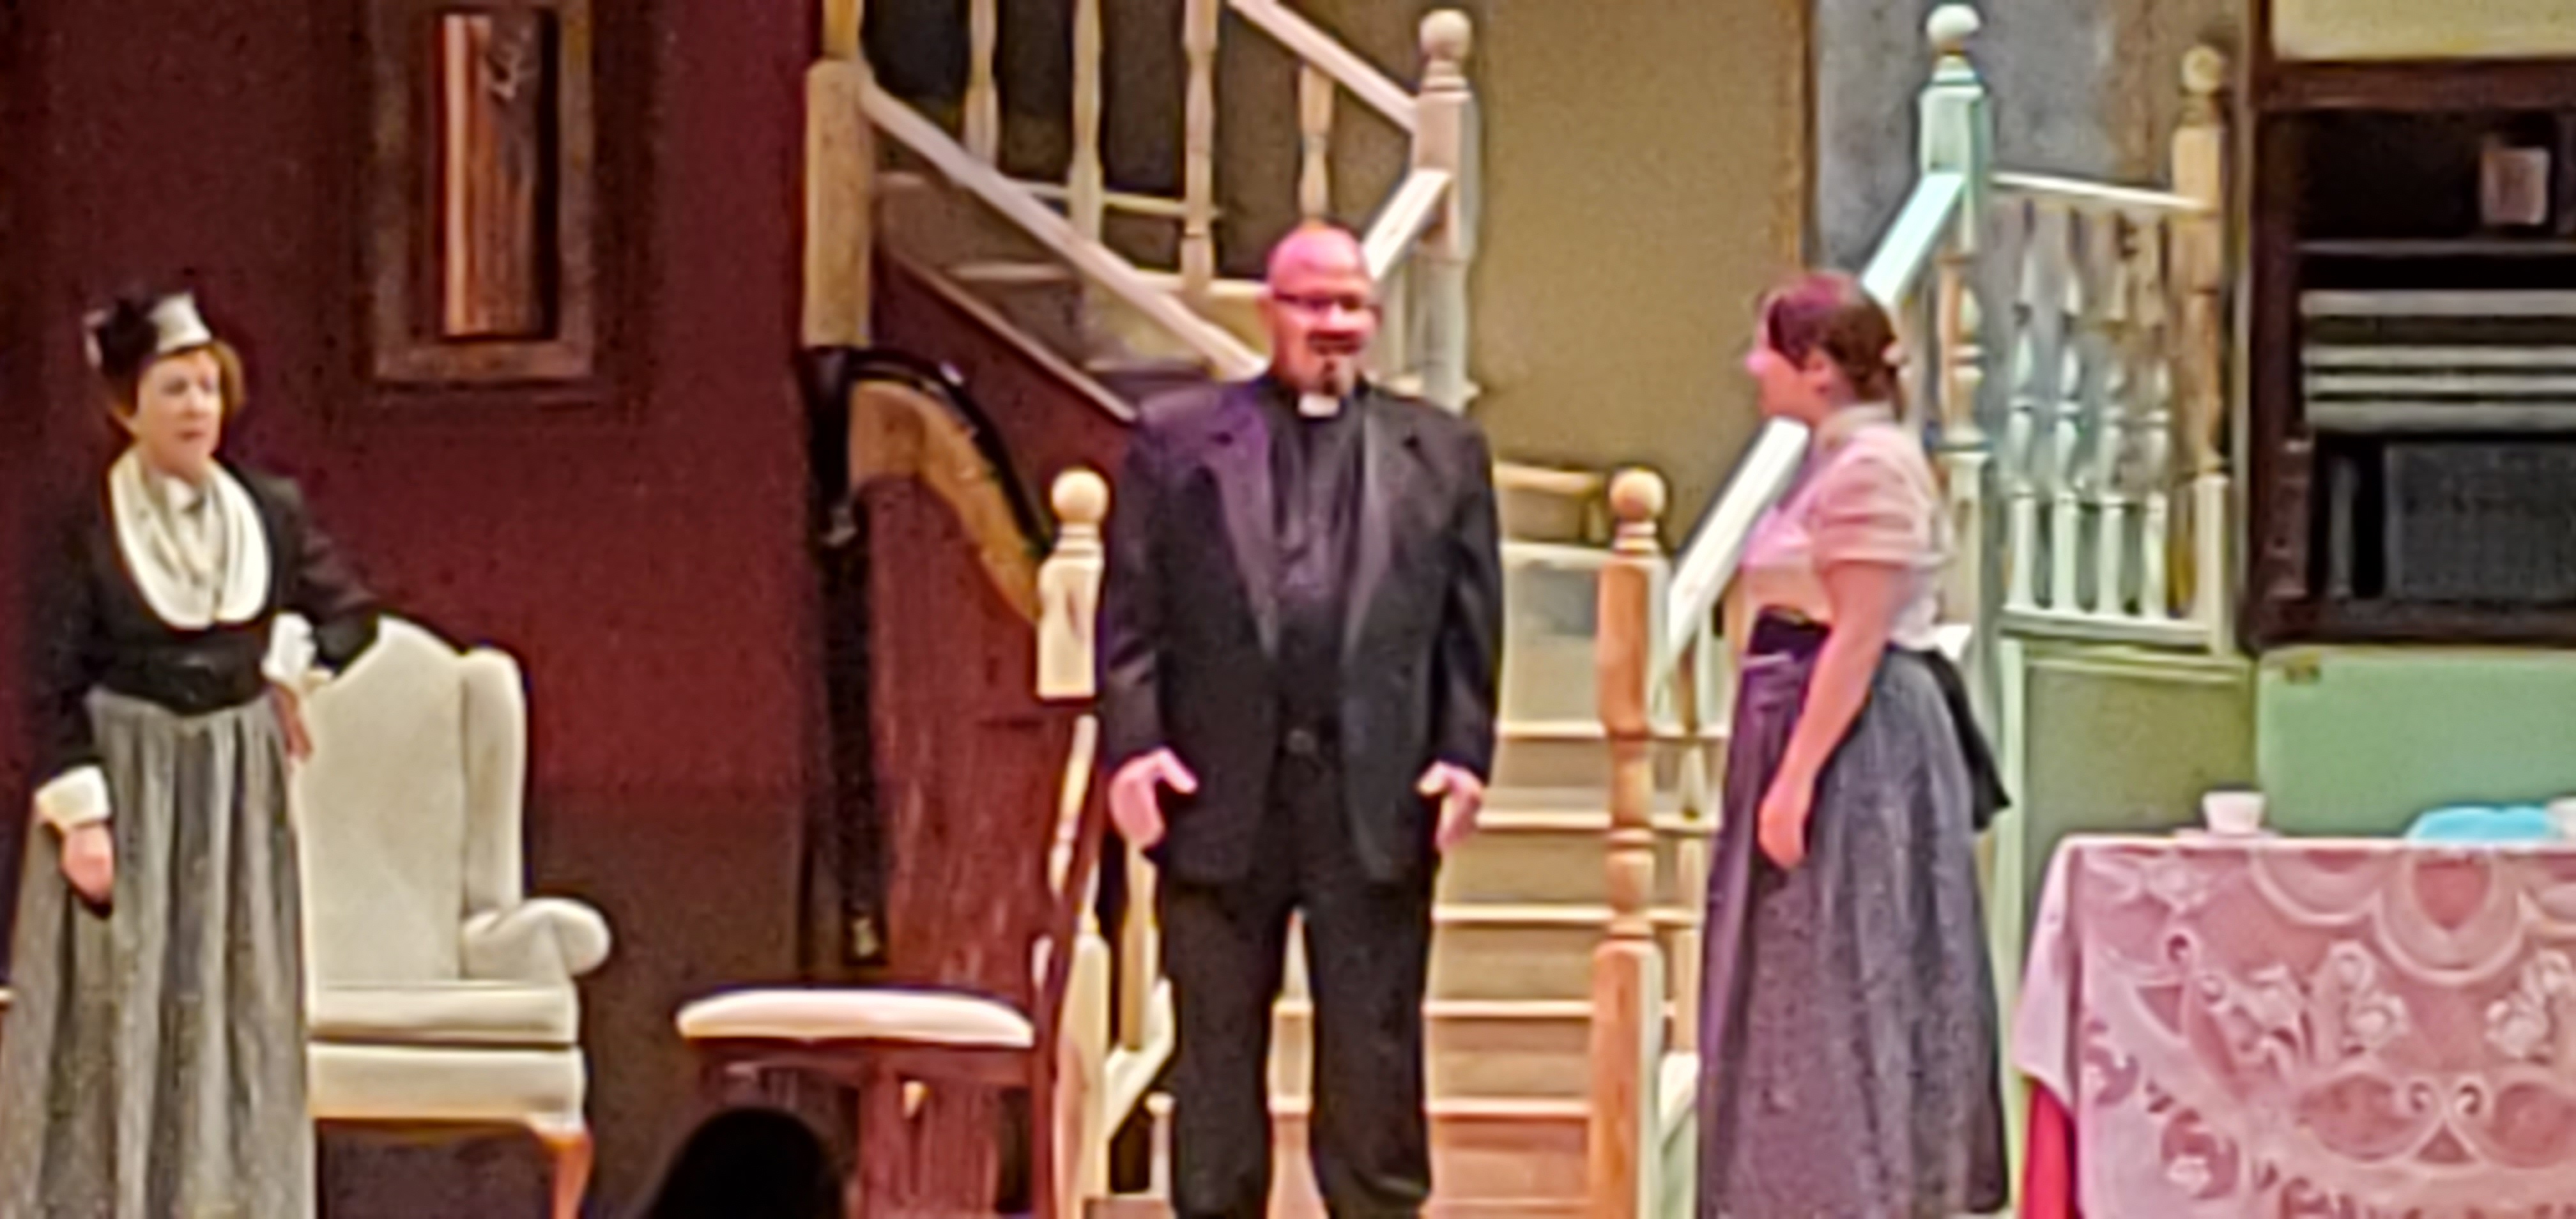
[284,616,610,1219]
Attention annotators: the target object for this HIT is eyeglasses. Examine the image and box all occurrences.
[1270,292,1377,319]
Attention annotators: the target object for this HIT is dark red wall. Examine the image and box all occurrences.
[3,0,816,1209]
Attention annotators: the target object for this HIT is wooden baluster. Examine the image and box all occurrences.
[2089,215,2135,618]
[1298,65,1335,222]
[1589,470,1667,1219]
[1181,0,1220,306]
[822,0,862,58]
[2133,216,2177,621]
[1070,0,1107,242]
[1413,11,1476,413]
[967,0,1000,164]
[2048,206,2087,615]
[806,0,875,348]
[1668,634,1708,1059]
[2004,203,2045,615]
[2174,45,2231,648]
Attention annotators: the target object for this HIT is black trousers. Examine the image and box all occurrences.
[1159,740,1436,1218]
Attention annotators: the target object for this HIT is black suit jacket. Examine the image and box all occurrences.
[1097,379,1502,887]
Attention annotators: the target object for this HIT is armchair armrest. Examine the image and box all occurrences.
[462,898,613,983]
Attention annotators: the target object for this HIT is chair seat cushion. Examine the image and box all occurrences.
[312,981,579,1046]
[676,987,1034,1050]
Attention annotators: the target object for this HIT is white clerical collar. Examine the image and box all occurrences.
[1297,392,1342,419]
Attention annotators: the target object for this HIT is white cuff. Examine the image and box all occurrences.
[263,613,332,695]
[33,767,111,833]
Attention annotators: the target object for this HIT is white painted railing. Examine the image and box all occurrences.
[1989,46,2232,652]
[810,0,1481,413]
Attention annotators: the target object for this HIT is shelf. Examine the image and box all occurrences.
[2301,238,2576,258]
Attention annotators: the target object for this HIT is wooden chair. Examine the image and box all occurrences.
[677,471,1114,1218]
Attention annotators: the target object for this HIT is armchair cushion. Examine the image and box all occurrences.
[312,981,579,1046]
[464,898,614,983]
[677,988,1034,1050]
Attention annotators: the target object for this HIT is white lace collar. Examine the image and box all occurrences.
[107,448,270,629]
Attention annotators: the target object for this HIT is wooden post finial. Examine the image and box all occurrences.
[1607,468,1667,528]
[1052,468,1111,531]
[2182,45,2228,101]
[1421,10,1473,72]
[1927,4,1981,60]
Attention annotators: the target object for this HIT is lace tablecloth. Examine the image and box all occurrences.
[2012,835,2576,1218]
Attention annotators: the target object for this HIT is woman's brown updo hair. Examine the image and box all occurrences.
[87,292,247,422]
[1759,272,1904,408]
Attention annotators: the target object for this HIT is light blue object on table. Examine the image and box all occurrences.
[2403,804,2564,844]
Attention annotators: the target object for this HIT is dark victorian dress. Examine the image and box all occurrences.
[1694,407,2008,1218]
[1,454,378,1219]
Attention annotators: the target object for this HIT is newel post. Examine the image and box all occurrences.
[1588,469,1668,1219]
[806,0,877,349]
[1920,4,1997,718]
[1038,469,1111,1213]
[1413,10,1477,413]
[2173,45,2232,650]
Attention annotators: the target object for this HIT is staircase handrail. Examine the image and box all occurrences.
[1991,171,2207,215]
[1225,0,1419,131]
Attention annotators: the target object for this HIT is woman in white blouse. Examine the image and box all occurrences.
[0,291,380,1219]
[1694,273,2007,1216]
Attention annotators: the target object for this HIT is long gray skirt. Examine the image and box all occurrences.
[0,689,313,1219]
[1694,636,2008,1218]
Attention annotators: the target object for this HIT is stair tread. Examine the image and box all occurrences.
[1271,1094,1590,1121]
[1434,902,1695,927]
[1275,997,1595,1021]
[1083,353,1211,374]
[1475,802,1703,828]
[1498,717,1727,741]
[944,259,1080,286]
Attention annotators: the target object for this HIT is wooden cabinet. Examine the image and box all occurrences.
[2244,6,2576,646]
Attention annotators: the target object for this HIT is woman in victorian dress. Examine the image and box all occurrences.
[1694,273,2009,1217]
[0,291,381,1218]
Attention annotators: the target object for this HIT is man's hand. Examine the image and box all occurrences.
[1420,762,1486,854]
[1108,749,1197,850]
[60,823,113,907]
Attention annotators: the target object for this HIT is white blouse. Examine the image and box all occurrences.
[1736,405,1949,652]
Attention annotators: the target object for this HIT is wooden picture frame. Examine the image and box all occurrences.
[365,0,596,387]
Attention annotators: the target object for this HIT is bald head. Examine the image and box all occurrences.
[1259,224,1379,397]
[1265,224,1370,286]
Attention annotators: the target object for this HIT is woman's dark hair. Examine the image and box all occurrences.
[1759,271,1905,408]
[86,291,247,420]
[631,1107,839,1219]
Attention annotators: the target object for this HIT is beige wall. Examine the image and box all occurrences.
[1224,0,1811,524]
[1468,0,1809,521]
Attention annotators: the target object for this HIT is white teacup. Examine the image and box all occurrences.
[2549,797,2576,843]
[2201,790,2267,836]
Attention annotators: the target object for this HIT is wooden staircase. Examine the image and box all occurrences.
[875,172,1660,1213]
[812,1,1647,1211]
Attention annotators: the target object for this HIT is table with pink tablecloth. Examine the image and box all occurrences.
[2012,835,2576,1218]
